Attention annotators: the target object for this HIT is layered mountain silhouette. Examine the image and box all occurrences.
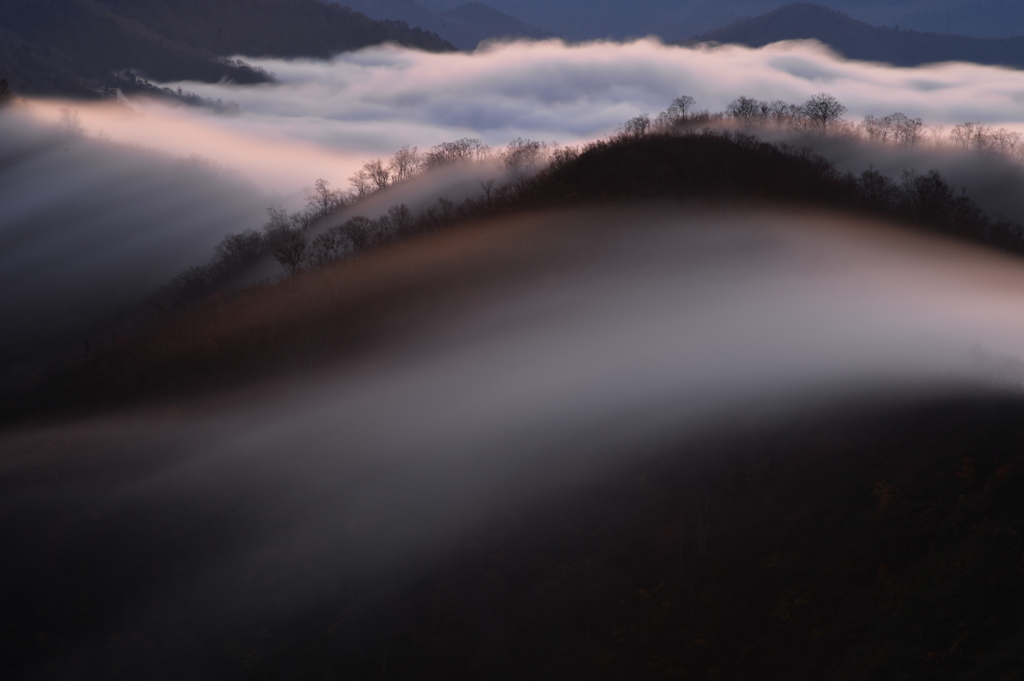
[0,0,453,98]
[688,3,1024,68]
[331,0,554,50]
[471,0,1024,43]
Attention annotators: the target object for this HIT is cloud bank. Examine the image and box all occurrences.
[18,38,1024,197]
[0,112,267,362]
[9,37,1024,372]
[7,207,1024,678]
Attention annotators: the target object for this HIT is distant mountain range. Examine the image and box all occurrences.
[468,0,1024,42]
[687,3,1024,69]
[0,0,453,98]
[330,0,554,50]
[4,0,1024,101]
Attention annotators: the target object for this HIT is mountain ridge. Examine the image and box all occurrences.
[330,0,554,50]
[686,3,1024,69]
[0,0,454,98]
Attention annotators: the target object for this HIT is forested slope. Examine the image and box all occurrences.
[0,0,452,97]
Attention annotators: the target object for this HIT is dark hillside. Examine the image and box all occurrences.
[4,128,1024,679]
[689,3,1024,69]
[4,387,1023,679]
[0,0,452,97]
[439,2,553,45]
[330,0,552,50]
[465,0,1024,42]
[98,0,454,59]
[6,130,1022,425]
[247,395,1024,679]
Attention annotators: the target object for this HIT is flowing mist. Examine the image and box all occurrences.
[0,112,269,364]
[6,206,1024,676]
[18,38,1024,195]
[7,35,1024,677]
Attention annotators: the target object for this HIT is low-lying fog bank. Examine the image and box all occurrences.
[0,112,268,365]
[5,205,1024,677]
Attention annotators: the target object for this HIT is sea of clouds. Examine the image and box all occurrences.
[9,40,1024,675]
[9,37,1024,361]
[19,38,1024,195]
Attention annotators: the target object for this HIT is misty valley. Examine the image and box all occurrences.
[4,3,1024,679]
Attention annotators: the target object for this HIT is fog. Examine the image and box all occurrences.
[10,38,1024,348]
[18,38,1024,196]
[6,207,1024,675]
[8,37,1024,673]
[0,112,269,364]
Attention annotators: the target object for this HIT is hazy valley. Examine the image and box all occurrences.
[4,3,1024,679]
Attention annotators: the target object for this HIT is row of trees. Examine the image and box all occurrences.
[269,204,415,277]
[619,92,1023,162]
[620,92,849,138]
[347,137,552,198]
[166,91,1024,301]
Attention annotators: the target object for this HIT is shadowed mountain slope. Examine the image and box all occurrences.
[688,3,1024,68]
[471,0,1024,43]
[331,0,553,50]
[0,0,453,97]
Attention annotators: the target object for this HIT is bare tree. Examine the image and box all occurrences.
[654,95,696,128]
[349,168,373,198]
[990,128,1024,162]
[340,216,374,252]
[324,225,348,259]
[801,92,847,130]
[479,178,495,199]
[388,146,421,183]
[862,114,895,144]
[618,113,651,140]
[272,231,307,277]
[502,137,547,174]
[263,205,293,246]
[890,112,924,146]
[387,204,414,234]
[727,96,770,126]
[213,229,265,271]
[363,159,391,190]
[306,178,345,218]
[950,122,978,148]
[423,138,490,168]
[309,232,336,267]
[766,100,805,129]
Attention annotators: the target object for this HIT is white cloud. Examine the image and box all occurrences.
[21,38,1024,195]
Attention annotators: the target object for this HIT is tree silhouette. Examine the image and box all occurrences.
[388,146,420,183]
[363,159,390,190]
[654,95,695,128]
[272,232,307,277]
[801,92,846,130]
[727,96,770,126]
[340,216,374,252]
[618,113,651,140]
[502,138,546,174]
[424,138,488,168]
